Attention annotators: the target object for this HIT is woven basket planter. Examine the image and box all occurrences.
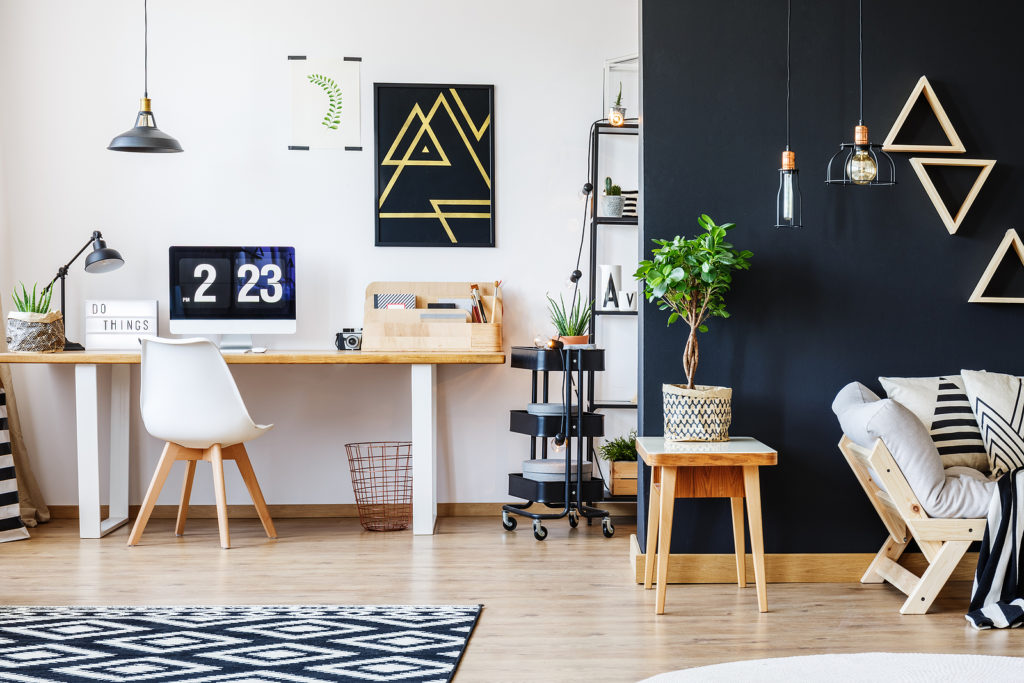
[663,383,732,442]
[6,311,65,353]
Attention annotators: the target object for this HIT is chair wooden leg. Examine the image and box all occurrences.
[901,540,971,615]
[644,480,661,589]
[232,445,277,539]
[743,465,768,613]
[655,467,677,615]
[175,460,197,537]
[128,443,177,546]
[209,445,231,549]
[862,534,909,584]
[731,497,747,588]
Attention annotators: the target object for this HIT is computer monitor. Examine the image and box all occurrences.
[168,246,296,350]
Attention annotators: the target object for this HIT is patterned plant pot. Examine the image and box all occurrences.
[6,311,65,353]
[601,195,624,218]
[663,383,732,442]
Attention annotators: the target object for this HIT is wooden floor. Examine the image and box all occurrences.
[3,517,1017,681]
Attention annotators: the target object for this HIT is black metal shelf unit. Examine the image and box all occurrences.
[502,346,615,541]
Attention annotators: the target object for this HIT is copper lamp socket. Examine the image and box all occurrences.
[854,124,869,146]
[781,150,796,170]
[139,97,152,112]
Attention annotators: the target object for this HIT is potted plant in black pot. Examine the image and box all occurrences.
[634,215,752,441]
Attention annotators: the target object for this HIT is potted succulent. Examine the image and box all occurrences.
[634,214,752,441]
[601,177,623,218]
[546,293,592,345]
[6,282,64,353]
[599,430,638,496]
[609,82,626,125]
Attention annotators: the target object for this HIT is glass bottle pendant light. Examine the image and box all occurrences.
[825,0,894,186]
[775,0,802,228]
[108,0,183,153]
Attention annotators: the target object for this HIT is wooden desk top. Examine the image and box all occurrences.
[0,350,507,366]
[636,436,778,467]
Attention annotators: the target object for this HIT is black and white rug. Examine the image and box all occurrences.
[0,605,481,683]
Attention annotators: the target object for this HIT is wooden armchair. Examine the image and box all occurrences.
[838,435,986,614]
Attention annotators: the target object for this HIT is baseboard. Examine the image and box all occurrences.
[46,502,639,520]
[628,534,979,584]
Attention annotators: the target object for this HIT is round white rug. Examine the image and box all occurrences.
[642,652,1024,682]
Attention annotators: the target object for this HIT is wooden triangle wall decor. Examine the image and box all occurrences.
[909,158,996,235]
[883,76,966,153]
[970,229,1024,303]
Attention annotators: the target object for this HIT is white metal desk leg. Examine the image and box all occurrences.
[411,364,437,535]
[75,364,102,538]
[105,365,131,535]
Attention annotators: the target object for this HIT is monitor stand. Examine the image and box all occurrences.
[220,334,254,353]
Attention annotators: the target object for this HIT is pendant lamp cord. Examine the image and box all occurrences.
[858,0,863,124]
[785,0,791,149]
[144,0,149,98]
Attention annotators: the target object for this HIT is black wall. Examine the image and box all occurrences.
[639,0,1024,552]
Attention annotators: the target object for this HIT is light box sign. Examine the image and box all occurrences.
[84,300,158,350]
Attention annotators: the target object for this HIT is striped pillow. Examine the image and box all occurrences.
[879,375,989,472]
[0,389,29,542]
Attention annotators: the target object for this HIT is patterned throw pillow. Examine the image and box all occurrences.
[961,370,1024,480]
[879,375,988,471]
[0,389,29,542]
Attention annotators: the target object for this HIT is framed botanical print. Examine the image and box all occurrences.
[374,83,494,247]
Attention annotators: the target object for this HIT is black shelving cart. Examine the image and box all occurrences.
[502,345,614,541]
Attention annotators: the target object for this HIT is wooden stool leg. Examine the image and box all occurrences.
[128,443,177,546]
[644,479,661,589]
[901,540,971,615]
[731,497,747,588]
[655,466,678,615]
[862,535,909,584]
[743,465,767,612]
[232,445,277,539]
[175,460,197,537]
[209,445,231,549]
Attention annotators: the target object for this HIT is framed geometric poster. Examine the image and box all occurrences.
[289,56,361,150]
[374,83,494,247]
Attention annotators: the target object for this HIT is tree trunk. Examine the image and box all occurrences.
[683,326,699,390]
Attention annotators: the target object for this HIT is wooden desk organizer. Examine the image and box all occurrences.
[362,281,503,352]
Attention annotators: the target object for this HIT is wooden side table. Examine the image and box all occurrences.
[636,436,778,615]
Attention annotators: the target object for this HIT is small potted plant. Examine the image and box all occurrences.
[599,430,638,496]
[601,177,623,218]
[6,282,64,353]
[609,82,626,125]
[634,214,752,441]
[546,293,592,345]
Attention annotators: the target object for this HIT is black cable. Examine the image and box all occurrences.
[568,118,604,313]
[858,0,863,124]
[144,0,148,98]
[785,0,791,149]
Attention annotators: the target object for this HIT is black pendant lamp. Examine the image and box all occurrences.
[825,0,893,186]
[108,0,183,153]
[775,0,802,228]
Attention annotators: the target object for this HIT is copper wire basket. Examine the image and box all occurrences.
[344,441,413,531]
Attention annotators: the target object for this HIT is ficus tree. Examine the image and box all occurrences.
[633,214,752,390]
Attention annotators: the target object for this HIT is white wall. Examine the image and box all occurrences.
[0,0,638,506]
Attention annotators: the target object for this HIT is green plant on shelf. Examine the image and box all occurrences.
[546,293,592,337]
[600,430,637,462]
[10,282,53,314]
[604,177,621,196]
[614,82,623,107]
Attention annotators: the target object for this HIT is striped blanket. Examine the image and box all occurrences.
[967,468,1024,629]
[0,388,29,542]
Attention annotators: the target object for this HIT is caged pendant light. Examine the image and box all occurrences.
[825,0,894,186]
[108,0,183,153]
[776,0,802,228]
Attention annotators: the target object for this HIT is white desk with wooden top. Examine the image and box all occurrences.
[0,349,506,538]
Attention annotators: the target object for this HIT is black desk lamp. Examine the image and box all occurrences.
[43,231,125,351]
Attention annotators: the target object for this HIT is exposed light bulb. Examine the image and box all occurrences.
[782,173,795,221]
[549,436,567,454]
[847,124,877,185]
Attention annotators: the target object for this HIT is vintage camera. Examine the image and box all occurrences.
[336,328,363,350]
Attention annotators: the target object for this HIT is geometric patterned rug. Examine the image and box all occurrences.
[0,605,481,683]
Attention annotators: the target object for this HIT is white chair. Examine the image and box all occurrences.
[128,336,277,548]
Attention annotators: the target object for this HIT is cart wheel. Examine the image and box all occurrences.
[568,511,579,528]
[502,511,517,531]
[602,518,615,538]
[533,520,548,541]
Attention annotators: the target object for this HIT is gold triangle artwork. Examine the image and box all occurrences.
[969,228,1024,303]
[883,76,966,153]
[909,158,996,235]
